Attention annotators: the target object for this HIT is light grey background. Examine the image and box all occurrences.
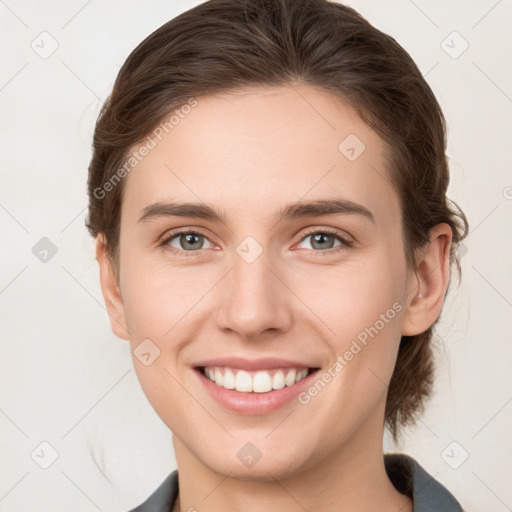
[1,1,511,511]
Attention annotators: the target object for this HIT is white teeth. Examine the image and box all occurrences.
[253,371,273,393]
[223,368,236,389]
[272,370,285,390]
[202,366,310,393]
[296,369,308,382]
[285,369,297,386]
[235,370,252,392]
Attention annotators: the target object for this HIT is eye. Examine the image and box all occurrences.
[159,230,215,255]
[158,227,353,257]
[296,228,353,254]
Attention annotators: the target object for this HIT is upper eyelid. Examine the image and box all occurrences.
[160,228,214,244]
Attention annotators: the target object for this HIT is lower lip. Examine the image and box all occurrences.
[194,368,319,415]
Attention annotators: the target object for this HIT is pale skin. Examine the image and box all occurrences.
[96,83,452,512]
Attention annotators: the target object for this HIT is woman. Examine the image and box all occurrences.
[86,0,468,510]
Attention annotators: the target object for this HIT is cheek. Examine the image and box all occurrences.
[291,250,407,397]
[295,254,405,338]
[120,255,216,342]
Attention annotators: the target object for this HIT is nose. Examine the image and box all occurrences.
[214,247,293,341]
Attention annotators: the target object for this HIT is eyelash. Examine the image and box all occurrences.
[158,227,353,257]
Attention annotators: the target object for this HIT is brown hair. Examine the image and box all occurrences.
[86,0,468,442]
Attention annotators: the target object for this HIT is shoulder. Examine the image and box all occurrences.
[385,453,465,511]
[127,469,179,512]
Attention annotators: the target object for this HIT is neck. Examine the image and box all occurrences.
[171,404,412,512]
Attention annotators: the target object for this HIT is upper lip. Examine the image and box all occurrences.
[194,357,318,371]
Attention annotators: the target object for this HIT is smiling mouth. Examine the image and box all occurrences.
[196,366,320,393]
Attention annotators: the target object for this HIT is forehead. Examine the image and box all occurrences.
[121,84,399,227]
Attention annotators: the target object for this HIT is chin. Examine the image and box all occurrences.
[200,446,313,482]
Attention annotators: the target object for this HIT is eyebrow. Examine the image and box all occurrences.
[137,198,376,225]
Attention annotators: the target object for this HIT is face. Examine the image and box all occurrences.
[104,84,424,479]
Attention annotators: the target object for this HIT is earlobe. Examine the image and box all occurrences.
[95,234,130,340]
[401,223,453,336]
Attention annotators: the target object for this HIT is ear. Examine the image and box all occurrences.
[401,223,453,336]
[96,234,130,340]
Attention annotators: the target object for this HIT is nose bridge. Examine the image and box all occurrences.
[216,238,292,339]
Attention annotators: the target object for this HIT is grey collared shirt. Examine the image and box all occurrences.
[128,453,464,511]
